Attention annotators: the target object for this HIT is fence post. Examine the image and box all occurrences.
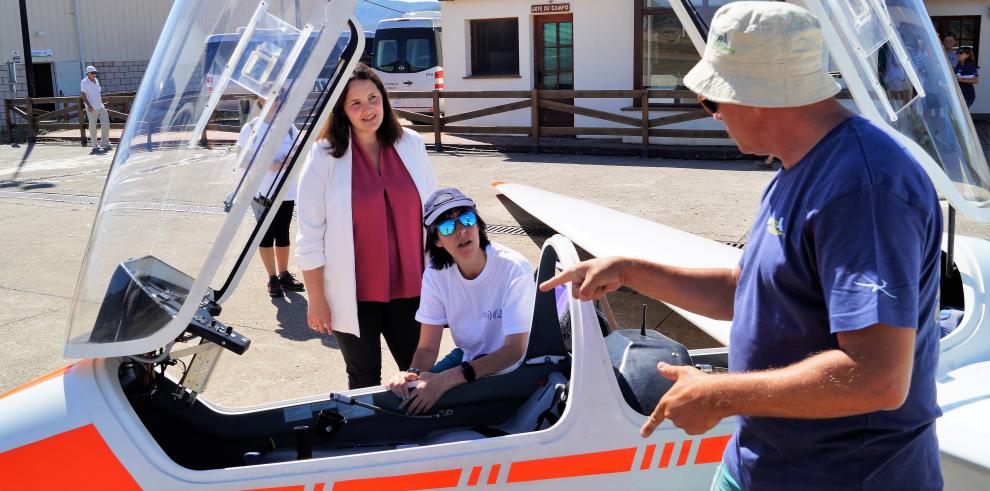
[4,99,12,144]
[78,97,87,146]
[432,90,442,152]
[530,89,540,154]
[25,97,35,143]
[640,90,650,158]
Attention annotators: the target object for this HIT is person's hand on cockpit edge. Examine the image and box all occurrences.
[400,372,453,415]
[386,371,420,400]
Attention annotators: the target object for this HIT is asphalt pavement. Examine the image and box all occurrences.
[1,141,986,408]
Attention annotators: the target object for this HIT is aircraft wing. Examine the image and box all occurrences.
[494,181,739,345]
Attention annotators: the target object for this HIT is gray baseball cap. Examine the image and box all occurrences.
[423,188,476,227]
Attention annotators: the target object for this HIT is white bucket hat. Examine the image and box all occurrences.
[683,1,840,108]
[85,65,98,74]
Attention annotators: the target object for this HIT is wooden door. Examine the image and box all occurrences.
[535,14,574,127]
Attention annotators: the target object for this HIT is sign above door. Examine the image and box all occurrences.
[532,3,570,14]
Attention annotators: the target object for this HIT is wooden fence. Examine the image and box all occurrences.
[5,89,727,155]
[392,89,727,157]
[3,92,245,147]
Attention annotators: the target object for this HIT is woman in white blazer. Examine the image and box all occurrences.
[296,65,437,389]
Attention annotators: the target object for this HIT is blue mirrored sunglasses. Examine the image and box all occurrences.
[436,210,478,236]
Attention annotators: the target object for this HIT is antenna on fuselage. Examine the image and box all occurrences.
[641,304,647,337]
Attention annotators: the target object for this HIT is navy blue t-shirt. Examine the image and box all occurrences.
[724,117,943,490]
[955,63,978,106]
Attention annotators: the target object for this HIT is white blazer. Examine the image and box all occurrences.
[295,128,437,337]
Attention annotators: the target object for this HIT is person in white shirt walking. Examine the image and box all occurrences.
[80,65,110,151]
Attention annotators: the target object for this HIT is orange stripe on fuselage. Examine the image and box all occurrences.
[658,441,675,468]
[332,469,461,491]
[0,364,73,400]
[0,423,140,490]
[506,447,637,483]
[241,486,306,491]
[640,444,656,469]
[467,466,482,486]
[676,439,693,466]
[694,435,732,464]
[487,464,501,485]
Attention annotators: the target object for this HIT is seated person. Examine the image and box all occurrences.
[386,188,536,414]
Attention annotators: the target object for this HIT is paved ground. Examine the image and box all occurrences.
[1,141,987,408]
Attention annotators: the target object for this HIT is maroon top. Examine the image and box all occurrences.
[351,142,424,302]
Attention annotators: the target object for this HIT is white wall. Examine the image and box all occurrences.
[925,0,989,115]
[441,0,536,127]
[0,0,174,66]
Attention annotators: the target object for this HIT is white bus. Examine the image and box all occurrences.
[372,14,443,114]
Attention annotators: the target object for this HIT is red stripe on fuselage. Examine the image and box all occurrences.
[0,423,140,490]
[506,447,637,483]
[332,469,461,491]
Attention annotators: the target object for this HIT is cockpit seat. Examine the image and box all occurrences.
[420,370,568,445]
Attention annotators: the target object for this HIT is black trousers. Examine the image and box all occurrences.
[259,200,293,248]
[333,297,421,389]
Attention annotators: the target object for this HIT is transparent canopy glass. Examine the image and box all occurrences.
[66,0,361,358]
[810,0,990,217]
[676,0,990,219]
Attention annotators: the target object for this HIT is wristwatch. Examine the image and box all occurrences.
[407,367,422,376]
[460,361,476,383]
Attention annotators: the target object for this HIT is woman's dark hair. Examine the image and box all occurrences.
[425,206,491,270]
[957,47,976,66]
[319,64,403,158]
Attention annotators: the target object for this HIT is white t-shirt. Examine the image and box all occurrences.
[416,242,536,362]
[236,119,299,201]
[80,77,104,110]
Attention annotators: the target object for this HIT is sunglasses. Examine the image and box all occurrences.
[435,210,478,236]
[698,96,719,116]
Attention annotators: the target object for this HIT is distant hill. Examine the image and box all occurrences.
[354,0,440,32]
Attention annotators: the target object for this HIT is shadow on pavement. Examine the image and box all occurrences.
[13,141,34,180]
[495,194,552,251]
[272,291,339,349]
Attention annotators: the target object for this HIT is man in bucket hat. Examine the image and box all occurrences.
[542,2,942,489]
[80,65,111,152]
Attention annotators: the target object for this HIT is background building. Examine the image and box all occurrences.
[0,0,439,139]
[438,0,987,145]
[0,0,173,137]
[2,1,986,140]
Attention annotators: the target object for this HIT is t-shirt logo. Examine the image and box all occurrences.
[481,308,502,321]
[853,277,898,299]
[766,216,785,236]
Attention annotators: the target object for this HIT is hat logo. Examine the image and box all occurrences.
[431,192,454,206]
[712,32,735,54]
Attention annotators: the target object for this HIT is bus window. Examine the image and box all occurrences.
[408,38,432,71]
[375,38,400,71]
[373,27,437,73]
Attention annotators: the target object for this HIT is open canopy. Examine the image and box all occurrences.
[65,0,362,359]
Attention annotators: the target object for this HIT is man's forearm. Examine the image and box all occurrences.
[620,259,737,320]
[710,349,906,419]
